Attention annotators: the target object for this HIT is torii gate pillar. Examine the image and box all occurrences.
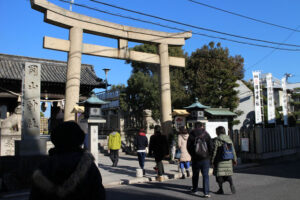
[64,27,83,121]
[159,43,172,135]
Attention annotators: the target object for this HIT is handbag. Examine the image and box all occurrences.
[175,149,181,159]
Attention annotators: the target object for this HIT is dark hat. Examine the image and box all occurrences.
[51,121,85,149]
[154,125,161,132]
[139,128,145,133]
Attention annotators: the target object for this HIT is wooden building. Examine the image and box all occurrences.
[0,53,106,128]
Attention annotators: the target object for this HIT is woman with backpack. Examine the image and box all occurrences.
[211,126,237,195]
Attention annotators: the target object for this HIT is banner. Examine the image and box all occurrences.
[174,116,186,131]
[266,73,276,124]
[253,71,263,124]
[281,77,288,126]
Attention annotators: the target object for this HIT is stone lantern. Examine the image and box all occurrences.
[184,98,210,129]
[78,94,108,164]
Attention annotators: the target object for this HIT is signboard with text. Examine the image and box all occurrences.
[241,138,249,152]
[266,73,275,124]
[174,116,186,131]
[253,71,263,124]
[281,77,288,126]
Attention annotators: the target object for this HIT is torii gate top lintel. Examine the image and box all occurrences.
[30,0,191,135]
[31,0,192,46]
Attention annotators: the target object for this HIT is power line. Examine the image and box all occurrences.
[89,0,300,48]
[188,0,300,33]
[56,0,300,51]
[246,25,300,71]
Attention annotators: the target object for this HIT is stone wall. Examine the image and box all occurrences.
[0,108,22,156]
[0,135,21,156]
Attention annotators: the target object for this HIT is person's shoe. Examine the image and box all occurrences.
[180,174,186,179]
[230,185,236,194]
[203,194,211,198]
[157,176,165,182]
[143,169,146,176]
[186,170,190,177]
[216,189,224,194]
[190,189,198,195]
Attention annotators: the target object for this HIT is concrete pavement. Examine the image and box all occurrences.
[98,153,184,187]
[105,159,300,200]
[0,152,259,199]
[98,153,258,187]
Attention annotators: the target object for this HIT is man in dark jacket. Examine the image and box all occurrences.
[187,122,213,198]
[29,121,105,200]
[149,125,169,181]
[134,129,148,176]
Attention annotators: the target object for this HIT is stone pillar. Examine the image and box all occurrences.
[15,63,46,155]
[0,105,7,119]
[159,43,172,136]
[64,27,83,121]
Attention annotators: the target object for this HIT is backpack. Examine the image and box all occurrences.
[220,141,234,160]
[194,135,209,158]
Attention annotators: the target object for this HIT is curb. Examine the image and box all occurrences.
[103,169,214,188]
[103,172,183,188]
[103,163,261,188]
[234,163,260,170]
[0,191,30,199]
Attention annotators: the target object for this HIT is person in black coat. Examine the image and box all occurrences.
[29,121,105,200]
[149,125,169,180]
[187,122,213,198]
[134,129,148,176]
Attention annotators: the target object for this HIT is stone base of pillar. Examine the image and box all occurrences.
[161,120,173,137]
[15,139,47,156]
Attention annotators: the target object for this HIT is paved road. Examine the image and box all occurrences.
[106,159,300,200]
[2,159,300,200]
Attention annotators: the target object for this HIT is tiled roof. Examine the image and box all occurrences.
[205,108,236,116]
[0,53,105,87]
[172,109,190,116]
[184,98,210,109]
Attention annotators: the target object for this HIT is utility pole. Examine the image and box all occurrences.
[284,73,292,83]
[69,0,74,11]
[103,68,110,92]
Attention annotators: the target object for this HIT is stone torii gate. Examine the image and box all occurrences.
[30,0,191,135]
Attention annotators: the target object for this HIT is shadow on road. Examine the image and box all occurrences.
[106,181,203,200]
[235,159,300,179]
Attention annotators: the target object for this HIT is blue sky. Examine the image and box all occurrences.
[1,0,300,90]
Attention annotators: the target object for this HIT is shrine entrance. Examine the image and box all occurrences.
[31,0,191,135]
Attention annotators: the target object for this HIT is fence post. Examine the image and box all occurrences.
[255,126,263,154]
[275,127,281,151]
[280,125,285,150]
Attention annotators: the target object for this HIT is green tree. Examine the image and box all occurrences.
[186,42,244,111]
[121,72,160,126]
[121,44,189,122]
[291,87,300,125]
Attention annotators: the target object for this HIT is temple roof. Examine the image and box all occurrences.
[0,53,105,88]
[78,94,109,105]
[205,108,236,117]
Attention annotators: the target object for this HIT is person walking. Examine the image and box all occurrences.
[177,126,191,179]
[29,121,105,200]
[108,129,121,167]
[187,122,213,198]
[211,126,237,195]
[149,125,169,182]
[134,128,148,176]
